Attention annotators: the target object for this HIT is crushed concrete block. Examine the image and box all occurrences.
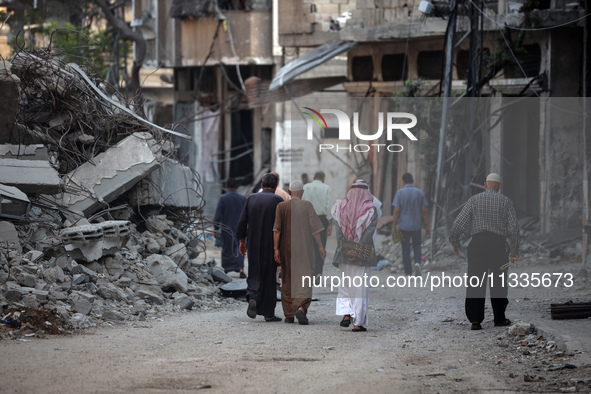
[144,237,161,254]
[508,321,535,336]
[24,250,43,263]
[61,220,130,262]
[131,300,148,315]
[16,272,37,287]
[145,254,188,293]
[55,256,69,270]
[22,294,39,309]
[209,267,232,283]
[165,244,189,269]
[72,274,89,286]
[173,294,194,310]
[69,290,94,315]
[129,158,201,208]
[70,264,98,281]
[102,309,124,321]
[136,288,164,305]
[0,158,61,195]
[48,132,162,216]
[96,281,127,302]
[103,257,124,280]
[146,215,173,233]
[72,300,93,315]
[4,282,22,302]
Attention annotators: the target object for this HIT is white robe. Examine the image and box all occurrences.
[336,262,370,327]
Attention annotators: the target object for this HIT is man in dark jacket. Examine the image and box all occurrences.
[238,173,284,321]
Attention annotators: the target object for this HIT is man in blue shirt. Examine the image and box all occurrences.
[391,173,431,276]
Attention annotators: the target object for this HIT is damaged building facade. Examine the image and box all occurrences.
[273,0,591,236]
[133,0,277,214]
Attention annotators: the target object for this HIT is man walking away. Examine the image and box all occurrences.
[449,173,519,330]
[302,171,333,276]
[213,178,247,278]
[238,173,284,322]
[273,180,326,325]
[391,173,431,276]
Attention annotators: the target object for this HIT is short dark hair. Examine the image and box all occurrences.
[226,178,238,189]
[301,173,308,179]
[402,173,414,184]
[314,171,325,180]
[261,173,278,188]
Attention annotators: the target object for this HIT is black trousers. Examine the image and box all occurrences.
[314,215,329,276]
[465,232,509,324]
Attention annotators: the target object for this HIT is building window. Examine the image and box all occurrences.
[352,56,374,81]
[417,51,444,80]
[504,44,541,79]
[381,54,407,81]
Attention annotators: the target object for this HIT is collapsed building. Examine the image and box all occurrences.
[0,51,237,331]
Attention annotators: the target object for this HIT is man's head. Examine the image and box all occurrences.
[314,171,325,182]
[288,179,304,199]
[402,173,414,184]
[271,171,280,181]
[301,173,309,184]
[226,178,238,190]
[485,173,501,191]
[261,173,279,191]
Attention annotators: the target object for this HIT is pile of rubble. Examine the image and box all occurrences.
[0,51,235,334]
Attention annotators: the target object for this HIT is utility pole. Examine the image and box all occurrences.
[583,0,589,266]
[431,0,457,259]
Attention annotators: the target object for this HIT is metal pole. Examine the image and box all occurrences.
[431,0,457,258]
[583,1,589,266]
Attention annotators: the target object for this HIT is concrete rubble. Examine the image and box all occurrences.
[0,51,235,333]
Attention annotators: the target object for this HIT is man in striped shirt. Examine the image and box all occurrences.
[449,173,520,331]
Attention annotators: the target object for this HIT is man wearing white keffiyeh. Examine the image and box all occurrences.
[331,182,377,332]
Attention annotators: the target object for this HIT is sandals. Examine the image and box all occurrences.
[471,321,482,330]
[494,319,512,327]
[264,316,282,322]
[352,326,367,332]
[340,316,351,327]
[295,309,309,325]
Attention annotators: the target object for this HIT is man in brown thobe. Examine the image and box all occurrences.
[273,180,325,325]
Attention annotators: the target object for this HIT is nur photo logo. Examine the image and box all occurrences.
[302,107,419,153]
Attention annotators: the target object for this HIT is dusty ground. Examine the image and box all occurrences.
[0,233,590,393]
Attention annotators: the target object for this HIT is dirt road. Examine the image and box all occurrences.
[1,234,589,393]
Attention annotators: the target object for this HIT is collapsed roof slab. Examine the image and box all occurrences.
[0,158,61,195]
[128,158,201,209]
[49,132,162,217]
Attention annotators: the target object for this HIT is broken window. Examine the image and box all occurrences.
[417,50,444,80]
[381,54,407,81]
[352,56,374,81]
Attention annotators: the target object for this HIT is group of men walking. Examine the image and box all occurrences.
[215,170,520,331]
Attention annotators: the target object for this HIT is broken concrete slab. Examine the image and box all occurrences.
[0,158,61,195]
[209,267,232,283]
[102,309,124,321]
[136,288,164,305]
[144,254,188,293]
[128,158,201,209]
[49,132,162,216]
[0,144,49,160]
[173,294,194,310]
[24,250,43,263]
[219,279,247,298]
